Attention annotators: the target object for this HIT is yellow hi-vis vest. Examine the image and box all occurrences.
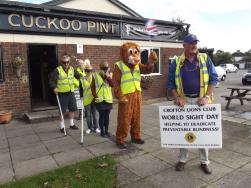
[73,78,79,88]
[74,67,86,88]
[77,67,86,77]
[57,66,75,93]
[93,72,113,103]
[175,53,213,103]
[115,61,141,95]
[80,75,93,106]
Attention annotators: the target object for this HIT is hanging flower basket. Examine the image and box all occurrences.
[141,75,153,90]
[13,56,24,67]
[0,111,12,124]
[13,56,24,78]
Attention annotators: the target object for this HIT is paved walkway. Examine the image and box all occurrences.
[0,100,251,187]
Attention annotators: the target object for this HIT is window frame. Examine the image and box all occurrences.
[0,46,4,82]
[140,47,161,76]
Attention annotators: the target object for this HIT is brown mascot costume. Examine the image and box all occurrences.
[113,42,158,149]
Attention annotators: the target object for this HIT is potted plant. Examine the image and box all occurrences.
[141,75,153,90]
[0,111,12,124]
[13,56,24,78]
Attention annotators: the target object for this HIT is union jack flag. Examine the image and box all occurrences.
[145,19,158,37]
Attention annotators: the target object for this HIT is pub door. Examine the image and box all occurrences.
[28,44,57,109]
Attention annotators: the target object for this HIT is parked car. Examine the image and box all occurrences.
[242,69,251,85]
[215,66,226,81]
[220,64,238,73]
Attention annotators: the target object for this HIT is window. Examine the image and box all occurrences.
[0,46,3,82]
[140,47,160,75]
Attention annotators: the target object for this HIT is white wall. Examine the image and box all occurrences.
[58,0,132,16]
[0,33,182,48]
[234,56,243,62]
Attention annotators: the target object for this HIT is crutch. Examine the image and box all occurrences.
[56,94,67,136]
[80,98,84,145]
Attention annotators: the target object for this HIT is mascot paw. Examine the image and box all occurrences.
[119,96,128,104]
[149,51,158,64]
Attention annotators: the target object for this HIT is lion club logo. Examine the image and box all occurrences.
[185,132,196,143]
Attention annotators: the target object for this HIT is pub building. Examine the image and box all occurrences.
[0,0,189,116]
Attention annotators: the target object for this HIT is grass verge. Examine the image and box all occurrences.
[0,154,116,188]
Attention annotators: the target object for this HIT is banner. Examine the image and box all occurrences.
[121,23,186,42]
[159,104,222,148]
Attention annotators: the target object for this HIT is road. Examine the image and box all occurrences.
[216,69,248,95]
[214,69,251,110]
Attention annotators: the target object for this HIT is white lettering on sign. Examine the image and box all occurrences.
[7,14,117,34]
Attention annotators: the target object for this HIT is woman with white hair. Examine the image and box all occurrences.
[76,58,91,76]
[76,59,87,120]
[79,62,100,134]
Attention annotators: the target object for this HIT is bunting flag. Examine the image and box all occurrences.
[145,19,158,37]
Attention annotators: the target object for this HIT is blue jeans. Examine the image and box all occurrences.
[85,103,99,131]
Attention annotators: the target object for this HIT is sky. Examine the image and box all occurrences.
[7,0,251,53]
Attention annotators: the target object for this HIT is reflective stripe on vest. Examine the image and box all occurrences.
[115,61,141,95]
[57,66,75,93]
[80,75,93,106]
[93,72,113,103]
[175,53,213,103]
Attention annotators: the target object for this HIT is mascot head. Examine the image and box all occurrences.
[120,42,140,67]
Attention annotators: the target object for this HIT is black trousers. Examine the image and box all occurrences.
[98,109,111,134]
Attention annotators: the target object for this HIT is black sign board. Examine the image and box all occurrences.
[0,11,187,41]
[0,13,120,38]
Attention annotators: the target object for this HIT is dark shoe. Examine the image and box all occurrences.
[60,128,64,133]
[116,143,127,149]
[60,128,67,134]
[200,164,212,174]
[105,132,111,137]
[131,139,145,144]
[176,162,186,171]
[100,133,106,137]
[70,125,78,130]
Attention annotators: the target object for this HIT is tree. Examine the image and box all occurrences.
[243,51,251,62]
[213,51,233,65]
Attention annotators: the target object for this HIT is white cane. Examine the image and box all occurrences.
[56,94,67,136]
[80,98,84,145]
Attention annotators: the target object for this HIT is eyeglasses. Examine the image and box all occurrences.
[62,61,70,65]
[101,67,108,71]
[189,41,198,45]
[85,69,92,73]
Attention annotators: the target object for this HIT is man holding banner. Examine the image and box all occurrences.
[167,34,218,174]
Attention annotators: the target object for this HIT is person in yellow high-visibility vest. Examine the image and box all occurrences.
[76,59,88,120]
[80,64,100,134]
[49,55,82,133]
[167,34,218,174]
[92,61,114,137]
